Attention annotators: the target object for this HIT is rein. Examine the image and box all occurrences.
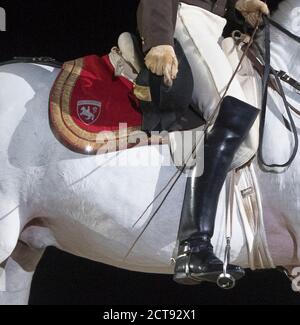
[258,16,299,169]
[269,18,300,44]
[245,45,300,117]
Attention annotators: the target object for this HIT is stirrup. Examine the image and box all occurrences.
[216,237,245,290]
[174,241,221,286]
[173,243,204,286]
[217,273,236,290]
[173,242,245,287]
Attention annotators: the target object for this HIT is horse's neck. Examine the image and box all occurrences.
[272,0,300,33]
[271,0,300,79]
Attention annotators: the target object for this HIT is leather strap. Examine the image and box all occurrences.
[277,71,300,94]
[258,17,299,169]
[245,46,300,116]
[245,45,300,95]
[269,18,300,44]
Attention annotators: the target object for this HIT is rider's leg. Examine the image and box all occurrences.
[172,3,259,285]
[174,3,258,167]
[174,96,259,285]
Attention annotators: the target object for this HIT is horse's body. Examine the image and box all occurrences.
[0,0,300,305]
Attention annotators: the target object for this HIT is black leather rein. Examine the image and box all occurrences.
[258,16,300,169]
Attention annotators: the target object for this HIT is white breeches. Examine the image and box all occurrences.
[175,3,248,120]
[174,3,260,168]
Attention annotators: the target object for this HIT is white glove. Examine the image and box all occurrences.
[145,45,179,87]
[236,0,270,27]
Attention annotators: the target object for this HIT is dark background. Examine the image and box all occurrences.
[1,0,300,305]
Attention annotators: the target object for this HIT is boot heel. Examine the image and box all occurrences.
[173,253,203,286]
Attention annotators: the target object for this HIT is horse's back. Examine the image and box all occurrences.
[0,63,87,169]
[0,63,59,154]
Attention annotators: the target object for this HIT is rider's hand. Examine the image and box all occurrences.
[235,0,270,27]
[145,45,179,87]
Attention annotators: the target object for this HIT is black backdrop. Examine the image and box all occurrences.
[1,0,300,305]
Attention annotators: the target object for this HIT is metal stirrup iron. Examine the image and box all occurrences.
[217,171,237,290]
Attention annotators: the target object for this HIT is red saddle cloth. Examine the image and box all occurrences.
[50,54,164,155]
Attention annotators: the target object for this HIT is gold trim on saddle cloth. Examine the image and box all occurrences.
[49,57,168,155]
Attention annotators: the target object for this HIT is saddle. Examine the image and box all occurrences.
[49,33,204,156]
[49,33,168,155]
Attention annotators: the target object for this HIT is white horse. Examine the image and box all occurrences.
[0,0,300,305]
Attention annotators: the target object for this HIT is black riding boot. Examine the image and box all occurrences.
[174,96,259,285]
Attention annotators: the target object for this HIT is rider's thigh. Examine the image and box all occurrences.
[174,4,248,121]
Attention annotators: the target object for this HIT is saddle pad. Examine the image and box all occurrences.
[49,54,165,155]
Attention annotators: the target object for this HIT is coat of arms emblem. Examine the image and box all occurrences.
[77,100,102,125]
